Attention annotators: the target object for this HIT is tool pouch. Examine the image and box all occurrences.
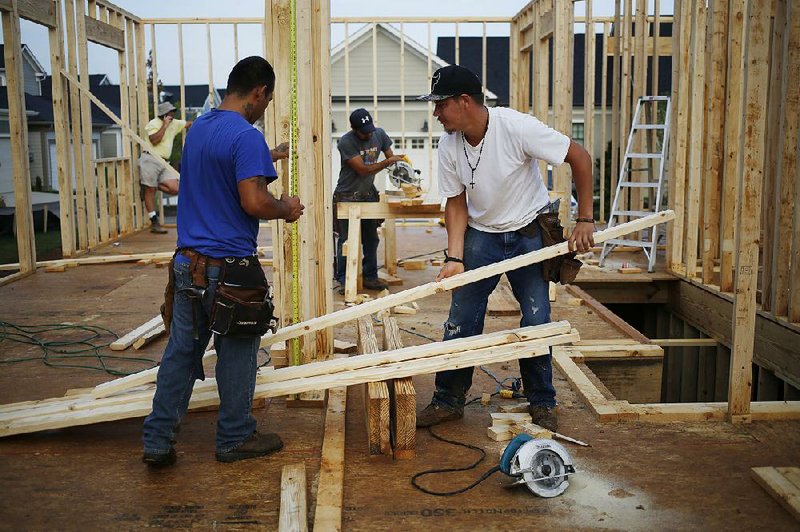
[534,212,582,285]
[209,256,277,337]
[160,255,176,335]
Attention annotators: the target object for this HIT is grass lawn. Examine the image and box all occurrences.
[0,231,64,265]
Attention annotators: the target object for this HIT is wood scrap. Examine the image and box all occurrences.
[401,259,427,270]
[333,339,357,354]
[313,384,346,531]
[487,280,520,316]
[279,463,308,532]
[44,265,67,273]
[109,315,162,352]
[619,266,643,274]
[132,324,166,350]
[378,269,403,286]
[751,467,800,522]
[383,317,416,459]
[357,317,391,456]
[392,305,417,315]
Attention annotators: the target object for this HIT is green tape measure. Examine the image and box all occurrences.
[288,0,301,367]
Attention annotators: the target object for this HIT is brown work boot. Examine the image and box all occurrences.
[215,431,284,463]
[150,215,168,234]
[416,402,463,428]
[362,277,389,290]
[529,405,558,432]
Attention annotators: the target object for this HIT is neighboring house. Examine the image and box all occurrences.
[160,84,223,118]
[0,42,121,197]
[437,24,674,161]
[330,23,498,200]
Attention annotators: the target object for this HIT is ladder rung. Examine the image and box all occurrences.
[612,210,653,217]
[619,181,660,188]
[605,238,656,248]
[640,96,670,101]
[632,124,666,130]
[627,152,663,159]
[627,167,653,172]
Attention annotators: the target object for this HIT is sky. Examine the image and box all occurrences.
[9,0,675,87]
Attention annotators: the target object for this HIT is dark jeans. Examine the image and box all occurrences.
[335,217,381,284]
[433,225,556,409]
[142,257,261,455]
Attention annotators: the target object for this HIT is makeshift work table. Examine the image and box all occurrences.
[336,200,443,303]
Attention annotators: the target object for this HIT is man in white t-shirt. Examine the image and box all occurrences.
[139,101,192,233]
[416,65,595,432]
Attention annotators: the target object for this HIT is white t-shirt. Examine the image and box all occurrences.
[437,106,570,233]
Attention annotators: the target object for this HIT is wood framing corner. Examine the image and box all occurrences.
[555,345,800,423]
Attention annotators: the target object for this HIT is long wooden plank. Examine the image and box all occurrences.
[2,4,36,273]
[263,211,674,347]
[0,329,577,436]
[565,284,651,344]
[357,317,390,456]
[0,0,55,27]
[279,463,308,532]
[89,321,572,400]
[729,1,771,421]
[752,467,800,522]
[312,386,346,531]
[84,15,124,51]
[383,317,415,459]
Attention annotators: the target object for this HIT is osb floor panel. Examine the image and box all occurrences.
[1,225,798,530]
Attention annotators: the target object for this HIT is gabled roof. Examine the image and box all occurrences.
[438,25,674,108]
[160,84,221,109]
[0,44,47,77]
[332,23,497,101]
[0,86,117,126]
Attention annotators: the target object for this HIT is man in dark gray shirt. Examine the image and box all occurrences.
[334,108,402,293]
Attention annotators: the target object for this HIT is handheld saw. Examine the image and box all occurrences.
[388,155,422,188]
[499,434,576,497]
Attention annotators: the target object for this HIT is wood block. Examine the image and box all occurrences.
[487,281,520,316]
[431,259,444,266]
[411,302,420,310]
[619,266,643,274]
[498,402,530,413]
[566,297,583,307]
[377,289,390,298]
[383,317,416,459]
[136,259,152,266]
[401,259,427,270]
[490,412,532,424]
[333,339,357,354]
[44,265,67,273]
[481,393,491,405]
[549,282,557,301]
[132,324,165,350]
[358,317,391,457]
[487,425,514,442]
[378,269,403,286]
[392,305,417,315]
[510,422,553,439]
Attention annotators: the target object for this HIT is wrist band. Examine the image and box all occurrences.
[444,256,464,264]
[576,218,595,224]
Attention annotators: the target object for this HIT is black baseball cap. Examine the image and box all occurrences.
[349,108,376,133]
[418,65,482,101]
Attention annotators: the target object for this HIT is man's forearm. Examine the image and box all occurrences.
[445,194,468,259]
[249,190,289,220]
[566,141,594,219]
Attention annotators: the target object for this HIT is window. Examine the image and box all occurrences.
[571,123,585,144]
[410,138,425,150]
[432,137,439,149]
[392,138,403,148]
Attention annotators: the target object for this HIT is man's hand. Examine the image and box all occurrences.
[281,193,304,222]
[386,154,403,165]
[272,142,290,161]
[568,222,595,253]
[163,115,173,127]
[435,261,464,282]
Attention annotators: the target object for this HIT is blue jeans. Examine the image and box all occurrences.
[335,217,381,284]
[142,257,261,455]
[433,225,556,409]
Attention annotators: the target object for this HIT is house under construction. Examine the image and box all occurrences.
[0,0,798,529]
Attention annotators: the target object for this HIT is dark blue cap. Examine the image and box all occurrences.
[349,108,376,133]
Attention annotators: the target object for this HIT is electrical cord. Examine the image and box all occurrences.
[0,320,158,376]
[411,425,501,496]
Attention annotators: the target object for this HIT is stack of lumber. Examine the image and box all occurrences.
[0,321,578,438]
[487,412,553,441]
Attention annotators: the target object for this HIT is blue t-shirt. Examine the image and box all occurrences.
[176,109,277,258]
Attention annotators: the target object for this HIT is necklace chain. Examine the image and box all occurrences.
[461,112,489,189]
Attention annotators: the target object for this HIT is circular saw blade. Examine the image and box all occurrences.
[389,160,421,188]
[510,439,574,498]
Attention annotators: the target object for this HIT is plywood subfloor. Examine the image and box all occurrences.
[1,225,799,530]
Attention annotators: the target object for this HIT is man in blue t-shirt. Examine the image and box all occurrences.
[142,56,304,467]
[334,108,403,294]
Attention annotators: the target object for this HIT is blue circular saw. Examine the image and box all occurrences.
[499,434,576,497]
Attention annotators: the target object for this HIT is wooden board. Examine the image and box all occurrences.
[383,317,416,460]
[279,463,308,532]
[487,278,520,316]
[751,467,800,522]
[356,317,391,456]
[312,386,346,531]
